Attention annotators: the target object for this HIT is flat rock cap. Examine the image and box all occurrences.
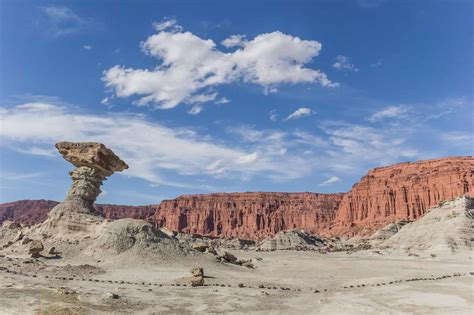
[55,142,128,175]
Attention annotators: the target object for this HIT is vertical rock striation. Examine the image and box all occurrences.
[153,192,344,239]
[329,157,474,236]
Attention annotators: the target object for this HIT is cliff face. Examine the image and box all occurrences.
[0,200,58,226]
[330,157,474,236]
[153,192,343,239]
[0,200,155,227]
[1,157,473,239]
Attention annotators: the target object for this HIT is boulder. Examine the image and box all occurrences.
[192,243,208,252]
[29,240,44,258]
[102,292,120,300]
[222,251,237,263]
[55,287,76,295]
[190,276,204,287]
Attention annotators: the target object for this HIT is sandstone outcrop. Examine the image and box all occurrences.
[330,157,474,236]
[54,142,128,214]
[0,200,58,226]
[153,192,343,239]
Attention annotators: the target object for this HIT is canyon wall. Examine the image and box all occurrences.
[329,157,474,236]
[0,200,155,227]
[1,157,472,239]
[153,192,343,239]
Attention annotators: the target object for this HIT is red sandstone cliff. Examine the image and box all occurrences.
[1,156,472,239]
[0,200,155,226]
[152,157,473,238]
[0,200,58,226]
[329,157,474,236]
[153,192,343,239]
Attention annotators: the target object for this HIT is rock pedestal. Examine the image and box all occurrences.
[54,142,128,214]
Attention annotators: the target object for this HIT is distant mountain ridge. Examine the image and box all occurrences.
[1,156,473,239]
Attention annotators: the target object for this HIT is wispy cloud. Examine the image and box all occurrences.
[40,5,93,37]
[83,45,93,51]
[0,103,315,186]
[285,107,313,120]
[333,55,358,72]
[215,97,230,105]
[0,171,46,181]
[441,132,472,146]
[319,176,341,186]
[368,105,409,122]
[269,109,278,122]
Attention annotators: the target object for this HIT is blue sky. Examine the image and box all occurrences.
[0,0,472,205]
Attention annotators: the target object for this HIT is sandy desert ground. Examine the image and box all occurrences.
[0,250,473,314]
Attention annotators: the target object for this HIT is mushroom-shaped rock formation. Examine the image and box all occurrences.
[55,142,128,214]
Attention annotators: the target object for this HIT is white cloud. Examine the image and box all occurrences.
[41,5,92,37]
[16,102,61,112]
[153,18,182,32]
[320,122,419,169]
[100,97,110,106]
[368,105,409,122]
[333,55,358,72]
[237,152,258,164]
[83,45,92,50]
[103,22,338,109]
[215,97,230,104]
[187,105,203,115]
[286,107,312,120]
[221,34,247,48]
[319,176,341,186]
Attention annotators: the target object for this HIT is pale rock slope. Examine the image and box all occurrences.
[381,196,473,257]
